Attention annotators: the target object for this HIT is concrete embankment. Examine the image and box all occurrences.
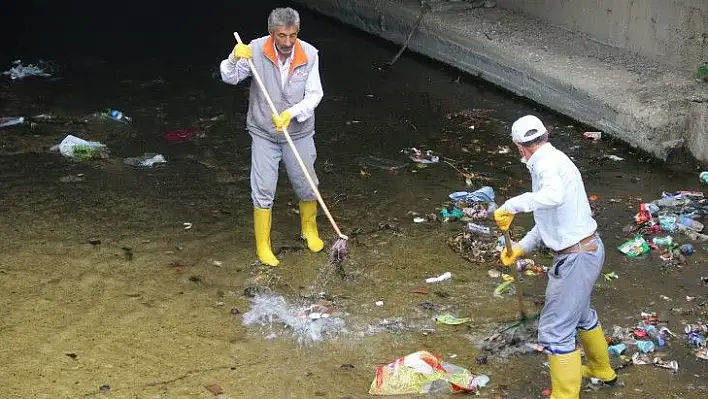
[293,0,708,162]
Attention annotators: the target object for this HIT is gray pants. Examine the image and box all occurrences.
[250,132,319,209]
[538,236,604,354]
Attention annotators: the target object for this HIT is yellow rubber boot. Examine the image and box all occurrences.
[253,208,279,266]
[548,351,582,399]
[579,325,617,383]
[299,201,324,253]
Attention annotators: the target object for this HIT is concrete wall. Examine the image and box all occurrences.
[494,0,708,74]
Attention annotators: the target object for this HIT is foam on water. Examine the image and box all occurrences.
[242,293,346,344]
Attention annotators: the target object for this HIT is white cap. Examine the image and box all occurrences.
[511,115,547,143]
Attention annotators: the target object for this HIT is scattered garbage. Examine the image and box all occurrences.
[404,147,440,164]
[605,155,624,161]
[83,109,132,123]
[621,190,708,264]
[443,186,503,263]
[52,135,108,161]
[123,153,167,168]
[603,312,704,372]
[618,235,649,257]
[368,351,489,395]
[163,128,195,143]
[435,314,471,325]
[603,271,619,281]
[467,223,491,235]
[583,131,602,141]
[476,317,541,358]
[425,272,452,283]
[3,60,53,80]
[0,117,24,128]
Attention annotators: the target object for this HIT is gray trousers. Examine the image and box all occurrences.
[538,235,604,354]
[250,132,319,209]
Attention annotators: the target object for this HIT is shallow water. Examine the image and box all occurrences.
[1,1,707,398]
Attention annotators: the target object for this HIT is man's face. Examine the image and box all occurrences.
[516,143,530,163]
[271,25,299,55]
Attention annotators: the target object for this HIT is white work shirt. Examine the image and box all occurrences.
[500,143,597,253]
[220,42,323,123]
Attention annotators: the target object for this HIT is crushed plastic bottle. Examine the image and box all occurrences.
[123,153,166,167]
[700,171,708,183]
[679,216,704,232]
[0,116,24,128]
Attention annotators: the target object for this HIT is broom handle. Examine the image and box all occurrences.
[503,229,527,319]
[233,32,347,240]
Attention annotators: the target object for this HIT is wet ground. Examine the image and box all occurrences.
[1,1,707,398]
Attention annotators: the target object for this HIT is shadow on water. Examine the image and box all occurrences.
[0,0,706,397]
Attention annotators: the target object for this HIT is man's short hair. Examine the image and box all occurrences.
[519,131,549,148]
[268,7,300,33]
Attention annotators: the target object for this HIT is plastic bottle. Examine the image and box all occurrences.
[643,325,665,347]
[679,216,704,232]
[0,116,24,128]
[687,333,706,347]
[684,324,708,334]
[107,109,131,122]
[651,236,673,247]
[608,343,627,356]
[635,340,655,353]
[679,243,695,255]
[700,171,708,183]
[468,223,491,235]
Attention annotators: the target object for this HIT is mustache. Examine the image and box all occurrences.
[276,44,293,53]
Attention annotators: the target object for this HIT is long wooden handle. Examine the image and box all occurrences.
[503,229,526,319]
[233,32,347,240]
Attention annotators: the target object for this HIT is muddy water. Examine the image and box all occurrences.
[1,1,706,398]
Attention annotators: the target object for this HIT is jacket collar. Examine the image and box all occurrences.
[526,142,554,171]
[263,36,308,76]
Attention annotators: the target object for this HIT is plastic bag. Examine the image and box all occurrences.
[369,351,488,395]
[617,235,649,257]
[57,135,107,160]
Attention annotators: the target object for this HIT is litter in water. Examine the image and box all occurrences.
[3,60,53,80]
[124,153,167,168]
[51,135,109,161]
[0,117,25,128]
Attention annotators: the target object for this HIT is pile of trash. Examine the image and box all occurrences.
[443,186,501,263]
[477,319,541,358]
[619,191,707,265]
[606,312,708,374]
[2,59,53,81]
[488,255,546,299]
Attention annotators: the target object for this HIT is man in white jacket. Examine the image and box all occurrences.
[494,115,616,398]
[220,7,324,266]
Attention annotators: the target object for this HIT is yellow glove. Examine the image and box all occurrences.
[500,244,524,266]
[232,43,252,59]
[271,110,292,132]
[493,208,514,231]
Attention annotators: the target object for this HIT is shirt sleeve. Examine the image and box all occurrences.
[501,163,564,214]
[518,225,542,254]
[220,54,251,85]
[286,52,324,122]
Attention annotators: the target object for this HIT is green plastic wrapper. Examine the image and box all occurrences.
[435,314,471,325]
[617,235,649,257]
